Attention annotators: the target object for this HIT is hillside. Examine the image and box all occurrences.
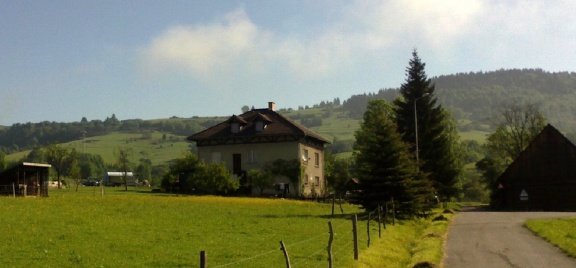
[2,69,575,166]
[5,131,191,166]
[342,69,576,131]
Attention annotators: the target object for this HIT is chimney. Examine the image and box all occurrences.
[268,101,276,111]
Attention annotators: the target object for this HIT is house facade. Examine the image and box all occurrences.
[188,102,330,198]
[494,124,576,211]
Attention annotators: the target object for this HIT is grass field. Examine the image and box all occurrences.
[6,131,190,166]
[525,217,576,258]
[459,130,489,143]
[0,189,450,267]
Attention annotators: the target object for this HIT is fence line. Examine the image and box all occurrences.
[202,201,397,268]
[291,243,329,268]
[212,247,279,268]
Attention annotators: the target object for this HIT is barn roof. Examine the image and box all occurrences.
[498,124,576,183]
[188,105,329,147]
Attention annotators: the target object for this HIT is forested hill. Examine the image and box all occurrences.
[343,69,576,130]
[2,69,576,154]
[0,115,224,154]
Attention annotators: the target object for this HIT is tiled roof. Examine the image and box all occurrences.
[188,108,329,145]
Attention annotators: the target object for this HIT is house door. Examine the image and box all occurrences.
[233,154,242,176]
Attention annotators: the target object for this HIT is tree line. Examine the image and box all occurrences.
[0,115,211,154]
[341,68,576,131]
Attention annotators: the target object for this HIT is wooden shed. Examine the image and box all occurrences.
[0,162,51,197]
[494,124,576,211]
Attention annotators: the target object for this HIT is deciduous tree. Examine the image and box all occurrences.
[476,103,546,205]
[45,145,71,189]
[115,147,133,191]
[248,169,274,196]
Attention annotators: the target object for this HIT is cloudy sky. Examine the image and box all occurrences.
[1,0,575,125]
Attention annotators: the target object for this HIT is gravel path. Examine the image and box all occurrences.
[443,207,576,268]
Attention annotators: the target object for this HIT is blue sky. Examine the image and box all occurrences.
[1,0,575,125]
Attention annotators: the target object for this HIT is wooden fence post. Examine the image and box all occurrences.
[331,194,335,218]
[328,221,334,268]
[377,204,382,238]
[200,250,206,268]
[367,212,371,247]
[352,214,359,260]
[280,240,291,268]
[391,197,396,226]
[384,202,388,227]
[339,194,344,214]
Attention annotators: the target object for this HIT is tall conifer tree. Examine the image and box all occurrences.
[352,100,432,214]
[394,50,461,201]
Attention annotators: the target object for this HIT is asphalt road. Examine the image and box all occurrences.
[443,207,576,268]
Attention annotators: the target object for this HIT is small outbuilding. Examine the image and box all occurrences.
[494,124,576,211]
[0,162,51,197]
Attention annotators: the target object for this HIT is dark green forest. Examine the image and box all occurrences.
[2,69,576,153]
[343,69,576,131]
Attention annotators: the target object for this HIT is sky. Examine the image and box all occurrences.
[1,0,575,125]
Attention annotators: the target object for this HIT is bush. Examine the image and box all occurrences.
[161,153,239,195]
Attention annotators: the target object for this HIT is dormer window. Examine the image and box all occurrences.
[231,122,240,133]
[255,121,264,132]
[228,115,247,134]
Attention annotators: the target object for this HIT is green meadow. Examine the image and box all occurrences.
[525,217,576,258]
[6,131,190,166]
[0,189,451,267]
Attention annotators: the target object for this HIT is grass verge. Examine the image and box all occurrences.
[354,209,454,268]
[525,217,576,257]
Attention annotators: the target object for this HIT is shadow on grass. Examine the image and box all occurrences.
[458,205,490,212]
[258,213,363,220]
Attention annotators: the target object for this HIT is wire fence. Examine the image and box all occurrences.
[200,203,394,268]
[0,184,20,196]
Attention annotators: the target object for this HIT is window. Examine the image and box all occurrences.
[255,121,264,132]
[304,174,309,185]
[231,122,240,133]
[211,152,221,163]
[314,152,320,167]
[302,149,309,163]
[314,176,320,186]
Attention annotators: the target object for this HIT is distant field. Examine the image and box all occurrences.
[6,131,190,165]
[313,117,359,142]
[459,130,489,143]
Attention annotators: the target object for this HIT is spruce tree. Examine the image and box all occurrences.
[352,100,432,214]
[394,50,461,201]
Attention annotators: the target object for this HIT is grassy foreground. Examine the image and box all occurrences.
[0,188,452,267]
[525,217,576,257]
[355,210,453,268]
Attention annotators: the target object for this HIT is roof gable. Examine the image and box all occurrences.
[498,124,576,184]
[188,108,329,147]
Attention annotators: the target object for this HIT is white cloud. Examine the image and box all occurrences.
[141,0,576,84]
[143,9,260,78]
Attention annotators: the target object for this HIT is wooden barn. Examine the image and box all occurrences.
[494,124,576,211]
[0,162,51,197]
